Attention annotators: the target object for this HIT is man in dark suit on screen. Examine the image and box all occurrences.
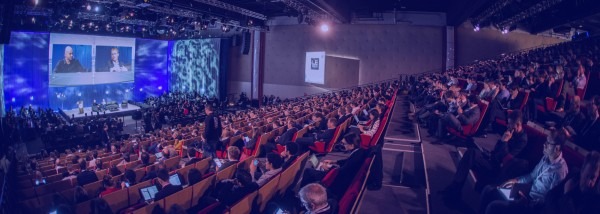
[104,47,129,72]
[53,46,86,73]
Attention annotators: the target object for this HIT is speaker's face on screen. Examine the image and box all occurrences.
[64,46,73,61]
[111,49,119,61]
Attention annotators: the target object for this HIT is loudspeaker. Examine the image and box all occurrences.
[232,34,241,47]
[241,32,251,55]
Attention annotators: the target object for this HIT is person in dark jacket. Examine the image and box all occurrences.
[153,168,182,201]
[203,105,222,160]
[77,159,98,186]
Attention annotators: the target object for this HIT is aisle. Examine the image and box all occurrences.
[357,95,428,214]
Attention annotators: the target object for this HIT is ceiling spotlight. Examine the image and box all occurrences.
[501,27,509,34]
[248,19,254,26]
[320,23,329,32]
[86,4,91,11]
[474,24,480,32]
[94,6,100,12]
[34,0,39,6]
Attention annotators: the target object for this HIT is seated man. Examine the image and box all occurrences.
[153,168,183,201]
[249,153,283,187]
[437,95,481,137]
[298,183,334,214]
[281,143,299,170]
[300,133,368,196]
[542,151,600,214]
[441,110,527,199]
[295,118,337,152]
[217,146,240,172]
[77,159,98,186]
[184,148,203,167]
[479,130,568,214]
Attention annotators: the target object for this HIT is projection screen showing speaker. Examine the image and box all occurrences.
[305,51,325,84]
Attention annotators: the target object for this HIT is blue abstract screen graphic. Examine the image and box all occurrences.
[134,39,169,100]
[3,32,50,110]
[169,38,220,97]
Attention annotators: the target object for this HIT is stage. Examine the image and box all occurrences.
[62,103,141,119]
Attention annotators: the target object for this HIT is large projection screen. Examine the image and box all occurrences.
[305,51,325,84]
[49,33,135,86]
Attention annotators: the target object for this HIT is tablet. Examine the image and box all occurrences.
[139,185,159,202]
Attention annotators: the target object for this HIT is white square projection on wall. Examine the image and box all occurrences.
[305,51,325,84]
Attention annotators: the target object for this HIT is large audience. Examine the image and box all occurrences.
[3,35,600,214]
[408,36,600,214]
[3,81,397,214]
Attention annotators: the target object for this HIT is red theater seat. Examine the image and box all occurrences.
[447,100,489,140]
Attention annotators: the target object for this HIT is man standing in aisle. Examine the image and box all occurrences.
[203,105,222,161]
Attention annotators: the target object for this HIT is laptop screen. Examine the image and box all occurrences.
[155,152,163,159]
[169,174,182,186]
[139,185,159,202]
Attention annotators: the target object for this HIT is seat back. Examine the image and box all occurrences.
[101,188,129,213]
[257,174,281,212]
[464,100,489,136]
[83,180,103,197]
[134,167,146,183]
[237,156,254,171]
[164,156,181,171]
[74,200,92,214]
[194,158,211,174]
[164,186,193,210]
[216,163,237,182]
[277,157,301,195]
[191,174,215,207]
[293,127,309,141]
[229,191,258,214]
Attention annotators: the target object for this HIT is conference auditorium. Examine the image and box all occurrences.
[1,0,599,214]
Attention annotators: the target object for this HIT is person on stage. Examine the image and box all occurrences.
[104,48,129,72]
[78,100,84,114]
[53,46,86,73]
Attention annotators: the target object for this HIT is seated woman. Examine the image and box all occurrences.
[355,110,380,137]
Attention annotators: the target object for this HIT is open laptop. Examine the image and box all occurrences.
[139,185,159,203]
[498,183,531,201]
[155,152,164,159]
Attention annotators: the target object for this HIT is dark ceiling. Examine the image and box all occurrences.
[3,0,600,40]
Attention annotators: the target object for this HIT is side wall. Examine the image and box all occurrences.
[227,34,253,99]
[263,24,444,98]
[455,22,564,65]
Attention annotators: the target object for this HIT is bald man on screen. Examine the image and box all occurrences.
[53,46,86,73]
